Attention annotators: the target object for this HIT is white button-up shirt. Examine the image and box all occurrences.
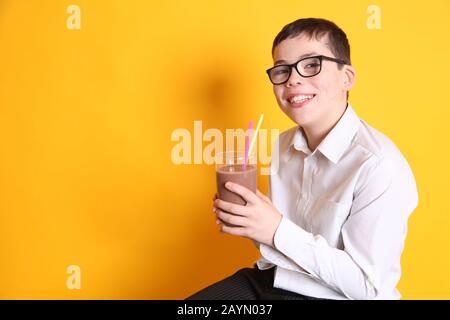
[256,104,419,300]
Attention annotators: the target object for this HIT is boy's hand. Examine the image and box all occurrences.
[212,182,282,248]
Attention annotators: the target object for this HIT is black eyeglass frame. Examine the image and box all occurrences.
[266,55,349,85]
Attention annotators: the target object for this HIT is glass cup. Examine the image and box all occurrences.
[215,151,257,206]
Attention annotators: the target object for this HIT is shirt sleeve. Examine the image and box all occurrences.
[266,155,419,299]
[258,166,311,274]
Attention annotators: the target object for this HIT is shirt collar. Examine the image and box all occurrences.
[292,126,310,154]
[289,104,361,164]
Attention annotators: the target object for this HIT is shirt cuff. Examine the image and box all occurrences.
[273,217,317,275]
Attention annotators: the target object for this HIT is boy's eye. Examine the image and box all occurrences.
[274,68,288,75]
[305,63,320,69]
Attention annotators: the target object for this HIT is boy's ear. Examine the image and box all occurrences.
[343,65,356,90]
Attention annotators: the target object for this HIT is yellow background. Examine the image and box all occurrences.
[0,0,449,299]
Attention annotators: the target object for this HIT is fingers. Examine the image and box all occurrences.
[214,198,247,216]
[224,182,259,204]
[220,223,246,237]
[256,190,272,204]
[216,209,248,229]
[212,193,218,214]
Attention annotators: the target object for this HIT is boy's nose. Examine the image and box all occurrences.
[286,68,304,87]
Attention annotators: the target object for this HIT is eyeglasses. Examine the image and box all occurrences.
[266,55,349,85]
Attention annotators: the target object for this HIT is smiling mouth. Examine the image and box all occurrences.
[288,94,316,108]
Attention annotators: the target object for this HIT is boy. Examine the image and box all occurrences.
[187,18,418,300]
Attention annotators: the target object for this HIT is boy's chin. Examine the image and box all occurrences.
[284,110,315,127]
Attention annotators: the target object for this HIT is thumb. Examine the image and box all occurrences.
[256,189,272,204]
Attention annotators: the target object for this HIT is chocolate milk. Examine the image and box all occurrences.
[216,164,257,206]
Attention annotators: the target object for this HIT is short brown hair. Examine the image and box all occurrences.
[272,18,351,67]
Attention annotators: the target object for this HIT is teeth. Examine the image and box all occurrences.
[289,95,314,104]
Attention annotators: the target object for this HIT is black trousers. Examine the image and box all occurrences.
[186,266,324,300]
